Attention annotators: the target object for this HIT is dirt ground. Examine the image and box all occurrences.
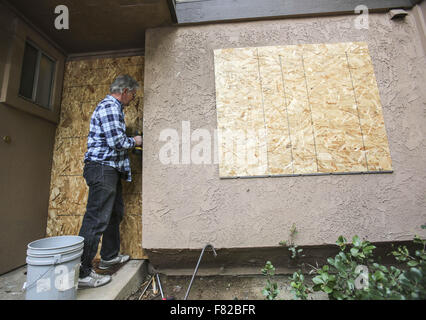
[128,274,328,300]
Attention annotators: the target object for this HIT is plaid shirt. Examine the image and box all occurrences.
[84,95,135,182]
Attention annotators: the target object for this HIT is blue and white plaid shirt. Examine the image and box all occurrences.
[84,95,135,182]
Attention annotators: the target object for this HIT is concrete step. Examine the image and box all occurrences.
[0,260,148,300]
[77,260,148,300]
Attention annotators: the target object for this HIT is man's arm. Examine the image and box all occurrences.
[98,104,135,151]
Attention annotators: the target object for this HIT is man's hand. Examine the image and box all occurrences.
[133,135,142,146]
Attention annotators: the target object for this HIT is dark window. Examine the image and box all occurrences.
[19,42,38,99]
[19,41,56,109]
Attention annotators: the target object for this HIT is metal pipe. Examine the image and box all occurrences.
[184,243,217,300]
[156,273,165,300]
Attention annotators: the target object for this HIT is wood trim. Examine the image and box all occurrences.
[0,18,65,124]
[2,0,67,56]
[412,3,426,55]
[167,0,178,24]
[175,0,418,24]
[67,48,145,61]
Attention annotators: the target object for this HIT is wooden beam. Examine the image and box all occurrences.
[176,0,417,24]
[167,0,178,24]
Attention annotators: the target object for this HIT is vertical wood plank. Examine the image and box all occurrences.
[258,46,293,175]
[214,48,268,177]
[303,48,367,173]
[278,45,317,174]
[347,52,392,171]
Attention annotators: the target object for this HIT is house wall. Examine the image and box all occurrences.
[142,11,426,257]
[46,56,147,259]
[0,3,61,274]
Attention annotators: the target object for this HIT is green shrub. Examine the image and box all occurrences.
[262,234,426,300]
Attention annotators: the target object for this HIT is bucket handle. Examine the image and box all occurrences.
[23,254,62,292]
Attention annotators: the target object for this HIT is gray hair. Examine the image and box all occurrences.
[110,74,139,94]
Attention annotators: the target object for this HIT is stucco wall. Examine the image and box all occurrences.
[142,12,426,250]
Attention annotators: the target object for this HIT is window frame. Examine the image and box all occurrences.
[18,39,56,110]
[0,18,65,124]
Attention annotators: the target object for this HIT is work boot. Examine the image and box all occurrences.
[78,270,111,288]
[99,254,130,270]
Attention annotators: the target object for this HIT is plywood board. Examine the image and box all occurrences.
[47,55,146,259]
[214,48,268,177]
[258,46,293,175]
[347,53,392,171]
[214,42,392,178]
[303,53,367,173]
[277,45,317,174]
[46,215,84,237]
[51,137,86,176]
[120,214,143,258]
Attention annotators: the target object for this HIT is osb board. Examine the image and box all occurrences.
[51,138,142,176]
[214,42,392,178]
[48,175,142,217]
[46,214,142,260]
[56,94,143,139]
[46,55,146,259]
[214,48,268,177]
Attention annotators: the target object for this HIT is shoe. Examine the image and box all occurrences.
[98,254,130,270]
[78,270,111,288]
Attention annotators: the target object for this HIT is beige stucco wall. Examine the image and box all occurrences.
[142,12,426,250]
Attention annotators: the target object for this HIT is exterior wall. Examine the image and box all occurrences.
[0,3,60,274]
[142,12,426,252]
[46,56,147,259]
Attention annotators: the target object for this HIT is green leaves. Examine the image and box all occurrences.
[407,260,419,267]
[261,261,275,276]
[289,270,310,300]
[262,280,279,300]
[315,234,424,299]
[288,245,305,260]
[336,236,347,251]
[406,268,422,282]
[350,248,359,257]
[265,233,426,300]
[279,240,287,246]
[352,235,361,248]
[261,261,279,300]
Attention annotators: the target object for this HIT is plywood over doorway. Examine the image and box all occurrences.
[47,56,146,259]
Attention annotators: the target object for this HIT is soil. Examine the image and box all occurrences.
[127,274,328,300]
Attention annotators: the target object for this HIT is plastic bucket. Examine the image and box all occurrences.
[24,235,84,300]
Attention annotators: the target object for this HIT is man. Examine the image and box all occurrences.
[78,74,142,288]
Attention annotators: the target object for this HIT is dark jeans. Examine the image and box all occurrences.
[78,161,124,278]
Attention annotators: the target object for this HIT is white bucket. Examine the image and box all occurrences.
[25,236,84,300]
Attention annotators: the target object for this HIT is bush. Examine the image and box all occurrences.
[262,234,426,300]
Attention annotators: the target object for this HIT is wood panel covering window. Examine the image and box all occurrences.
[214,42,393,178]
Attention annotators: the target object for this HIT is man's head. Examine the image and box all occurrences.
[109,74,139,106]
